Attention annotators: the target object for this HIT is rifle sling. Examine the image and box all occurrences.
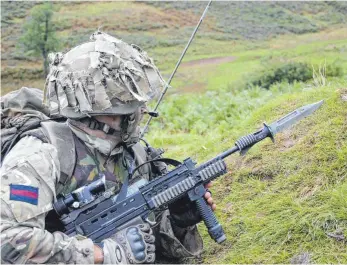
[131,158,182,180]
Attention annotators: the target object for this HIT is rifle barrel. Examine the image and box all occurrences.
[219,146,239,160]
[201,146,239,167]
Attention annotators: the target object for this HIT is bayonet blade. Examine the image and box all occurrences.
[267,100,324,136]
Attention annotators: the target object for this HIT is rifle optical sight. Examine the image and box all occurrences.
[53,174,106,216]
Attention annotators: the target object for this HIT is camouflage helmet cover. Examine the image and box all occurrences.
[44,31,164,119]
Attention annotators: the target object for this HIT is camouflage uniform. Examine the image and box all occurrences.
[0,31,203,264]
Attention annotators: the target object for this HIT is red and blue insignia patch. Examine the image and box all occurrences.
[10,184,39,205]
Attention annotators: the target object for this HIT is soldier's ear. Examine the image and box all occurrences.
[140,105,148,114]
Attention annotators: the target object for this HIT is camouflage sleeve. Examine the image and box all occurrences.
[154,210,203,262]
[0,136,95,264]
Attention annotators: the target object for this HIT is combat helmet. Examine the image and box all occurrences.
[44,31,164,119]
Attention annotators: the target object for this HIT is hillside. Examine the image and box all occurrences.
[1,1,347,92]
[1,1,347,263]
[164,83,347,264]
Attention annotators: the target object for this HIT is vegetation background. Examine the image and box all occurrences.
[1,1,346,263]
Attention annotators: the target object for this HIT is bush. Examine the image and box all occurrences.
[326,62,344,77]
[249,62,312,90]
[1,68,44,80]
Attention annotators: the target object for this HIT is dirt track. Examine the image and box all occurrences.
[182,56,237,67]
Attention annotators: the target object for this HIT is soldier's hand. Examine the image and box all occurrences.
[101,223,155,264]
[204,182,217,211]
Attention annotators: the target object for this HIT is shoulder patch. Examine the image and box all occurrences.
[10,184,39,205]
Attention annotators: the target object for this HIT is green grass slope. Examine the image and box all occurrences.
[147,79,347,263]
[201,84,346,263]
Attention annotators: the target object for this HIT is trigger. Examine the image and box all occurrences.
[145,212,156,226]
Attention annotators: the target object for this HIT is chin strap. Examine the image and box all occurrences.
[79,106,148,151]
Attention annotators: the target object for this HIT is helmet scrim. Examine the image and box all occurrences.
[44,31,164,119]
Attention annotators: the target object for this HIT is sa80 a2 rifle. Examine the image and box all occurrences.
[53,101,323,244]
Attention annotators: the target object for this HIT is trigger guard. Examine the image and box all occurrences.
[145,211,156,226]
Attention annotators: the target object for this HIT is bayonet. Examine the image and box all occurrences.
[267,100,324,136]
[214,100,325,159]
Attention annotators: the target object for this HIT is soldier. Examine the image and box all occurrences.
[0,31,216,264]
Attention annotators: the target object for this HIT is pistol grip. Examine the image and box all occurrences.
[195,197,226,243]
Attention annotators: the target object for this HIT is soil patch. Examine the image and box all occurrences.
[182,56,236,67]
[180,82,207,94]
[177,56,237,93]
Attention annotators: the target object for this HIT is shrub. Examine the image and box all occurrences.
[1,68,44,80]
[247,61,343,91]
[249,62,312,90]
[312,61,344,88]
[326,62,344,77]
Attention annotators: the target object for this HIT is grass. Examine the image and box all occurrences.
[155,27,347,93]
[144,27,346,140]
[204,84,347,263]
[2,3,347,93]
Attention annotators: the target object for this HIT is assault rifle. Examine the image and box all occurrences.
[53,101,323,244]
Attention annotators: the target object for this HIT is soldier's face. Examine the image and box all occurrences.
[94,115,122,131]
